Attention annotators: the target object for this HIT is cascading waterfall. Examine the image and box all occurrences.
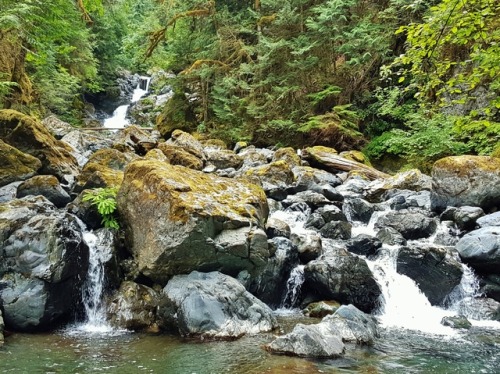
[280,265,305,309]
[103,76,150,129]
[78,230,113,333]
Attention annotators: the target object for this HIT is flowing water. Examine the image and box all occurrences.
[2,203,500,372]
[103,76,150,129]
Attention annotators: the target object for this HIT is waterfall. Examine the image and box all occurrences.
[280,265,305,309]
[78,230,113,333]
[103,75,150,129]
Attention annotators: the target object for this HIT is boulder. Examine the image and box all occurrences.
[303,146,389,180]
[366,169,432,202]
[0,139,42,188]
[144,148,169,162]
[384,190,432,211]
[303,301,340,318]
[244,237,299,307]
[205,148,243,170]
[0,110,79,186]
[342,198,374,223]
[477,212,500,228]
[335,177,370,199]
[456,227,500,273]
[396,244,463,305]
[440,206,484,231]
[107,281,162,331]
[290,166,342,194]
[374,209,438,240]
[304,252,381,313]
[167,129,206,161]
[117,160,269,284]
[282,191,331,210]
[320,221,352,240]
[324,304,379,345]
[455,297,500,321]
[42,115,74,139]
[375,227,407,246]
[265,217,291,239]
[0,182,22,204]
[291,231,322,263]
[346,235,382,258]
[157,143,204,170]
[0,196,88,331]
[243,161,294,200]
[272,147,301,167]
[16,175,71,208]
[266,323,345,358]
[480,275,500,302]
[112,125,158,155]
[431,156,500,210]
[61,130,112,167]
[161,271,277,339]
[441,315,472,329]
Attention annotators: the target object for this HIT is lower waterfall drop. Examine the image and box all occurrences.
[280,265,305,309]
[79,230,113,333]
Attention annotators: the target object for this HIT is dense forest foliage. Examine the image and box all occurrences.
[0,0,499,171]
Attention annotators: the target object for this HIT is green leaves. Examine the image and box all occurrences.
[82,187,120,230]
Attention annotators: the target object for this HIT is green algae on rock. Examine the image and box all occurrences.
[0,139,41,187]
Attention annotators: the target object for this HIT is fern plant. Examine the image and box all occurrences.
[82,187,120,229]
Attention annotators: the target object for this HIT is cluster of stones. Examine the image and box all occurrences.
[1,105,500,357]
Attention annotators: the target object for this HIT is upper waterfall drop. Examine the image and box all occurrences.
[103,75,150,129]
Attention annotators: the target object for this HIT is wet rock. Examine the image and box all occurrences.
[431,155,500,210]
[325,304,379,344]
[384,190,432,211]
[157,143,204,170]
[303,301,340,318]
[161,271,277,339]
[440,206,484,231]
[455,298,500,321]
[320,221,352,240]
[0,110,79,187]
[291,231,322,263]
[441,315,472,329]
[476,212,500,228]
[107,281,162,331]
[346,235,382,258]
[243,161,294,200]
[335,177,370,199]
[304,213,325,230]
[61,130,112,167]
[0,196,88,331]
[309,184,344,202]
[0,139,41,188]
[266,323,345,358]
[117,160,269,284]
[304,252,381,313]
[317,205,347,222]
[456,227,500,273]
[17,175,71,208]
[342,198,374,223]
[375,227,407,246]
[290,166,342,194]
[366,169,432,203]
[283,191,332,210]
[480,275,500,302]
[112,125,158,155]
[396,244,463,305]
[265,217,291,239]
[374,209,438,240]
[0,181,22,203]
[244,237,299,307]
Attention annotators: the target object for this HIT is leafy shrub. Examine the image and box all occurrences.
[82,187,120,229]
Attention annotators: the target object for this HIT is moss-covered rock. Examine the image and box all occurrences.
[156,92,197,138]
[0,110,79,186]
[168,129,206,160]
[157,143,204,170]
[17,175,71,208]
[205,148,243,170]
[112,125,158,155]
[303,146,389,180]
[491,142,500,158]
[243,160,295,199]
[339,150,371,166]
[74,148,136,192]
[0,139,41,187]
[117,160,270,284]
[431,155,500,210]
[272,147,301,167]
[366,169,432,203]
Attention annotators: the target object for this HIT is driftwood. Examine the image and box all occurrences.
[80,127,155,131]
[303,147,390,181]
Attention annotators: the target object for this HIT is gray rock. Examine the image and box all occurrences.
[320,221,352,240]
[304,253,381,313]
[477,212,500,228]
[61,130,112,167]
[290,166,342,194]
[265,217,291,239]
[374,209,438,240]
[396,244,463,305]
[343,198,375,223]
[431,156,500,210]
[107,281,163,331]
[480,275,500,302]
[205,148,243,170]
[266,323,345,358]
[17,175,71,208]
[161,271,278,339]
[42,115,74,139]
[441,315,472,329]
[336,178,370,199]
[375,227,407,246]
[366,169,432,203]
[0,181,22,203]
[325,304,379,344]
[0,196,88,331]
[384,190,432,211]
[282,191,331,210]
[346,234,382,258]
[456,227,500,273]
[317,205,347,222]
[303,301,340,318]
[310,184,344,202]
[291,231,322,263]
[454,297,500,321]
[440,206,485,231]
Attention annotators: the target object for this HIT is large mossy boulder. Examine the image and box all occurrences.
[0,110,79,186]
[161,271,277,339]
[431,156,500,210]
[0,139,41,187]
[16,175,71,208]
[117,160,270,284]
[366,169,432,203]
[156,92,197,138]
[0,196,89,331]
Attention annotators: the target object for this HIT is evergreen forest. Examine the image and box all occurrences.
[1,0,499,172]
